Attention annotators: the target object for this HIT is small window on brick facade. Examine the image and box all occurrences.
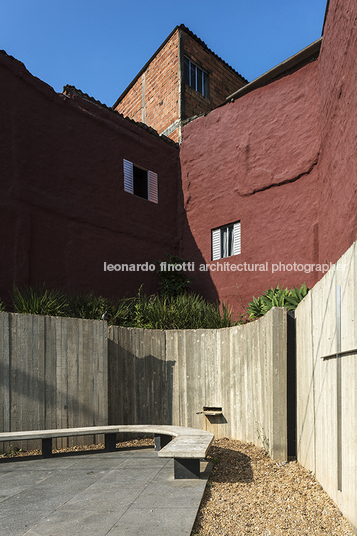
[212,221,241,260]
[123,159,158,203]
[184,56,209,98]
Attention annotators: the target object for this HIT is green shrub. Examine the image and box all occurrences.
[156,254,193,297]
[108,296,136,326]
[261,285,290,313]
[67,291,110,320]
[0,300,5,312]
[12,285,69,316]
[118,291,236,330]
[9,284,237,329]
[285,283,309,310]
[247,283,309,320]
[246,295,265,319]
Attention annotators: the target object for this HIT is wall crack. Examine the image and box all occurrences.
[239,153,320,197]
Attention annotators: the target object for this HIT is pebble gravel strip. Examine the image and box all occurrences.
[193,438,354,536]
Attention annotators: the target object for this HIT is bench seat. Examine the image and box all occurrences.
[0,425,214,479]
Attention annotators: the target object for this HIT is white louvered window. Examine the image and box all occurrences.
[123,159,158,203]
[212,221,241,260]
[148,170,158,204]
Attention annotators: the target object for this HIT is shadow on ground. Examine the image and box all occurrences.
[206,445,254,484]
[191,446,254,535]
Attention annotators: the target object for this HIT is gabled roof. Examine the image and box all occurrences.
[179,24,247,84]
[112,24,247,109]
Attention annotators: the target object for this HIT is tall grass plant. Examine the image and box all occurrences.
[9,285,238,329]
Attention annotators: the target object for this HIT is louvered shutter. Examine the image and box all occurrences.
[148,170,158,203]
[123,159,134,194]
[233,221,241,255]
[212,228,221,260]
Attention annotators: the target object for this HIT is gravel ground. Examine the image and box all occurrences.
[1,437,354,536]
[193,438,355,536]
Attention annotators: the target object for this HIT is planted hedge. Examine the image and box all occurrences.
[2,281,310,329]
[5,285,238,330]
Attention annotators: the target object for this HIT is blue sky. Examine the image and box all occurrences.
[1,0,327,107]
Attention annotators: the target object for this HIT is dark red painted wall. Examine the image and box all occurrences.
[180,0,357,314]
[0,52,181,304]
[2,0,357,315]
[179,60,321,312]
[317,0,357,265]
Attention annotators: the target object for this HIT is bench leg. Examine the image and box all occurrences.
[105,433,117,452]
[174,458,200,479]
[42,438,52,459]
[154,434,172,451]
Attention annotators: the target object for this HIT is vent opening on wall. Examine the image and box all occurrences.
[197,406,222,415]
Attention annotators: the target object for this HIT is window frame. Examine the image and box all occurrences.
[211,221,241,260]
[184,56,209,99]
[123,159,158,204]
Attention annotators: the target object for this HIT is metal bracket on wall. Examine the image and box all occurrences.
[321,347,357,360]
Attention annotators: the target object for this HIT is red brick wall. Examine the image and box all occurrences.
[182,32,246,120]
[115,30,180,142]
[0,51,180,304]
[115,28,247,142]
[4,0,357,317]
[115,79,143,124]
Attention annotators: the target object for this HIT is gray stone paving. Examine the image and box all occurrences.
[0,448,211,536]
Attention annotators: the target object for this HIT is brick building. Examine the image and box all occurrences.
[113,24,247,142]
[2,0,357,317]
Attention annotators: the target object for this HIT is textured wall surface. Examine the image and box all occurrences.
[296,239,357,533]
[114,26,246,143]
[0,51,180,304]
[0,313,108,452]
[3,0,357,317]
[108,307,288,461]
[108,327,172,427]
[182,30,246,120]
[178,0,357,314]
[317,0,357,267]
[179,60,321,311]
[0,308,288,461]
[114,30,180,142]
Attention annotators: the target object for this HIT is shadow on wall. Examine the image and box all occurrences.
[108,338,176,427]
[176,158,220,304]
[0,50,219,306]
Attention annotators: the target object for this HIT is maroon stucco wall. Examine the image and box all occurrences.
[0,52,180,304]
[2,0,357,315]
[180,0,357,314]
[317,0,357,265]
[179,60,321,312]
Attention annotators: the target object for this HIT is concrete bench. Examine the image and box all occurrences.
[0,425,214,479]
